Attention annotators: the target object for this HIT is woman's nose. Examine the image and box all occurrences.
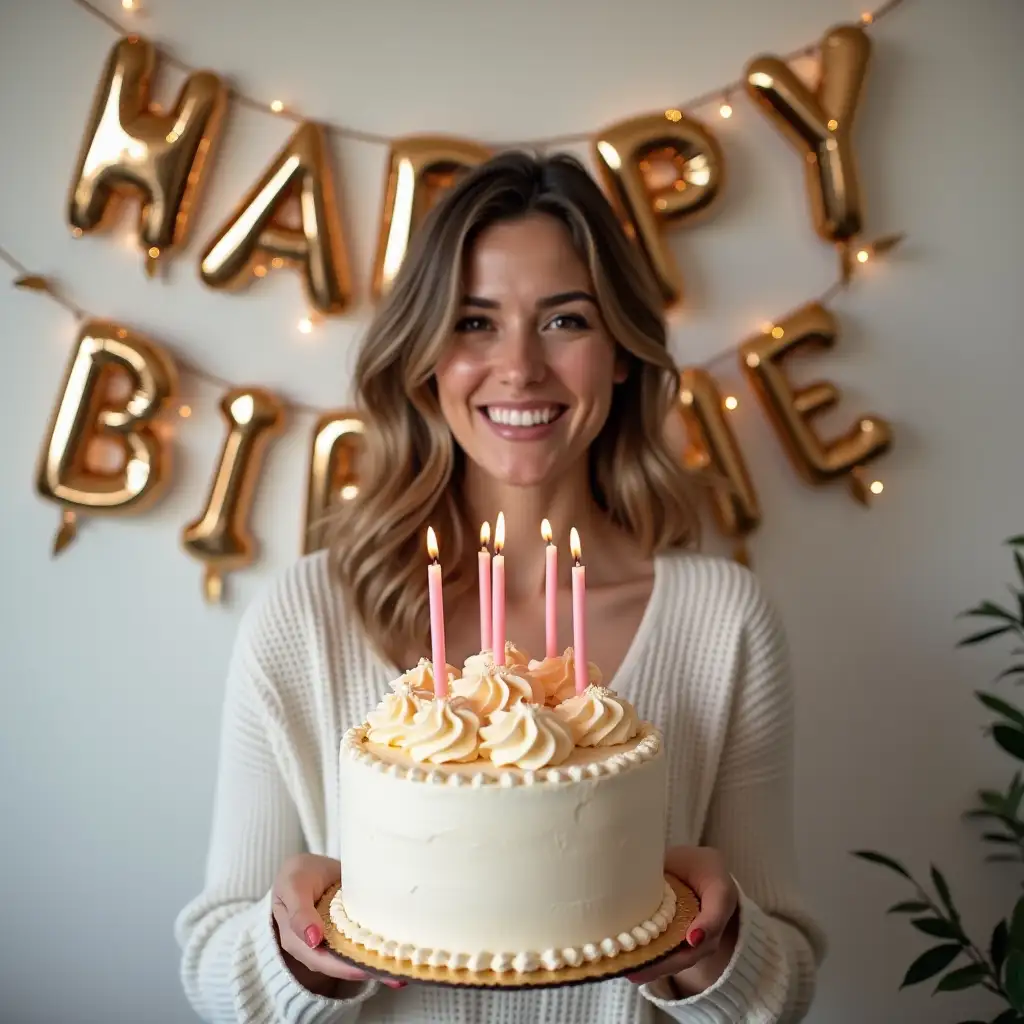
[492,326,546,389]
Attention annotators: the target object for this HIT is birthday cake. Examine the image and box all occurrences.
[330,643,674,976]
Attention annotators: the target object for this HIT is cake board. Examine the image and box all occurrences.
[315,873,699,990]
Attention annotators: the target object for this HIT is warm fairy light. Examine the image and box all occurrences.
[771,326,785,339]
[253,264,268,278]
[746,352,761,368]
[861,11,874,23]
[760,321,774,334]
[870,480,884,495]
[724,395,739,411]
[569,527,582,564]
[122,0,137,9]
[178,404,192,418]
[719,102,733,119]
[480,521,490,549]
[857,248,871,263]
[541,518,553,544]
[270,100,285,113]
[271,257,284,269]
[426,526,439,561]
[494,511,505,555]
[71,227,83,238]
[665,109,683,122]
[148,246,160,259]
[827,118,839,131]
[341,484,358,500]
[230,394,254,425]
[297,316,313,334]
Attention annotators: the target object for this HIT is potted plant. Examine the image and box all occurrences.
[854,535,1024,1024]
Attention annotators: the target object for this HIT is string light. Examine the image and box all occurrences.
[870,480,884,494]
[664,109,683,122]
[297,316,313,334]
[178,404,192,418]
[724,395,739,411]
[771,325,785,339]
[270,100,285,113]
[861,11,874,23]
[253,264,268,278]
[856,248,871,263]
[121,0,136,9]
[148,246,159,259]
[719,100,733,119]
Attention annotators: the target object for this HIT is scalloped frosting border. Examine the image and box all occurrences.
[329,881,677,974]
[341,722,662,786]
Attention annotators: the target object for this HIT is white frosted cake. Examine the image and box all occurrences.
[331,642,675,975]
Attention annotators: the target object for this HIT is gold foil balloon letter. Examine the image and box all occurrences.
[182,388,285,602]
[745,24,870,246]
[372,136,492,297]
[68,36,226,277]
[303,411,364,554]
[200,122,351,315]
[740,302,891,500]
[35,319,178,554]
[677,368,760,560]
[593,111,725,306]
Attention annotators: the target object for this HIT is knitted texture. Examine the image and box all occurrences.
[174,549,826,1023]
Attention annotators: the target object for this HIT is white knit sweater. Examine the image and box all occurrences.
[174,548,826,1024]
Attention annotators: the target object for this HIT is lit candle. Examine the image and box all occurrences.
[570,527,587,695]
[542,518,557,658]
[492,512,506,666]
[426,527,447,698]
[479,521,492,653]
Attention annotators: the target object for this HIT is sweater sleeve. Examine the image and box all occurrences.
[173,590,379,1024]
[641,575,827,1023]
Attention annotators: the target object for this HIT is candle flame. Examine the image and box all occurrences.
[494,511,505,554]
[426,526,439,561]
[569,527,582,563]
[480,521,490,549]
[541,518,553,544]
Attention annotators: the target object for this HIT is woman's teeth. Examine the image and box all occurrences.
[486,406,561,427]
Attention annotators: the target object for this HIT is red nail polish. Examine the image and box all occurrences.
[305,925,323,948]
[688,928,706,947]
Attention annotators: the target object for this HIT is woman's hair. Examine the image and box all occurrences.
[324,150,700,669]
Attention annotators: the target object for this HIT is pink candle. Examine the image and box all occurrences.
[479,521,492,652]
[492,512,506,666]
[570,527,587,695]
[542,518,557,658]
[426,527,448,698]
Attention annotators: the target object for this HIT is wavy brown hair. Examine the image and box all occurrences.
[325,151,700,669]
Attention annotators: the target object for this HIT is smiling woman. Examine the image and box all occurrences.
[331,152,700,670]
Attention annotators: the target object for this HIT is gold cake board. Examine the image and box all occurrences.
[315,873,699,990]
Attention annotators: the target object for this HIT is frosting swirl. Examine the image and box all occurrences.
[479,702,574,770]
[366,687,425,746]
[452,662,544,716]
[528,647,603,707]
[401,696,481,764]
[396,657,459,697]
[553,684,641,747]
[463,641,530,677]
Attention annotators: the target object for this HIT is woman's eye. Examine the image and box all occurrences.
[546,313,589,332]
[454,315,493,333]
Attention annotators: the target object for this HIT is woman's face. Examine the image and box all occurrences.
[435,213,625,488]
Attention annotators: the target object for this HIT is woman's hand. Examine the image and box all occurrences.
[628,846,739,995]
[272,853,406,994]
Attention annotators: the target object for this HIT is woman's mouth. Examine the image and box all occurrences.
[478,404,568,440]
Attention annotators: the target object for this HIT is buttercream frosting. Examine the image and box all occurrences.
[554,684,641,747]
[479,702,575,770]
[366,687,425,747]
[528,647,603,706]
[451,661,544,716]
[463,641,530,677]
[400,696,481,764]
[396,657,459,697]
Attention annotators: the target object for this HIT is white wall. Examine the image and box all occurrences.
[2,1,1023,1021]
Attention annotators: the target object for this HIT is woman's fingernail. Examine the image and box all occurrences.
[304,925,323,948]
[688,928,706,947]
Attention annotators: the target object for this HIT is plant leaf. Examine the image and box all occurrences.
[963,601,1020,623]
[978,692,1024,728]
[993,919,1010,974]
[1007,535,1024,548]
[852,850,912,878]
[900,944,963,987]
[1010,895,1024,949]
[931,865,959,923]
[888,900,932,914]
[994,725,1024,762]
[1015,551,1024,587]
[912,916,961,940]
[992,1010,1022,1024]
[960,626,1015,647]
[936,963,988,991]
[997,665,1024,682]
[1006,949,1024,1011]
[983,833,1019,844]
[987,853,1023,863]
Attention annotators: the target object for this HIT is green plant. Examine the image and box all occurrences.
[853,535,1024,1024]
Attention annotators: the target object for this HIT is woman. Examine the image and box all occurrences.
[175,151,826,1023]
